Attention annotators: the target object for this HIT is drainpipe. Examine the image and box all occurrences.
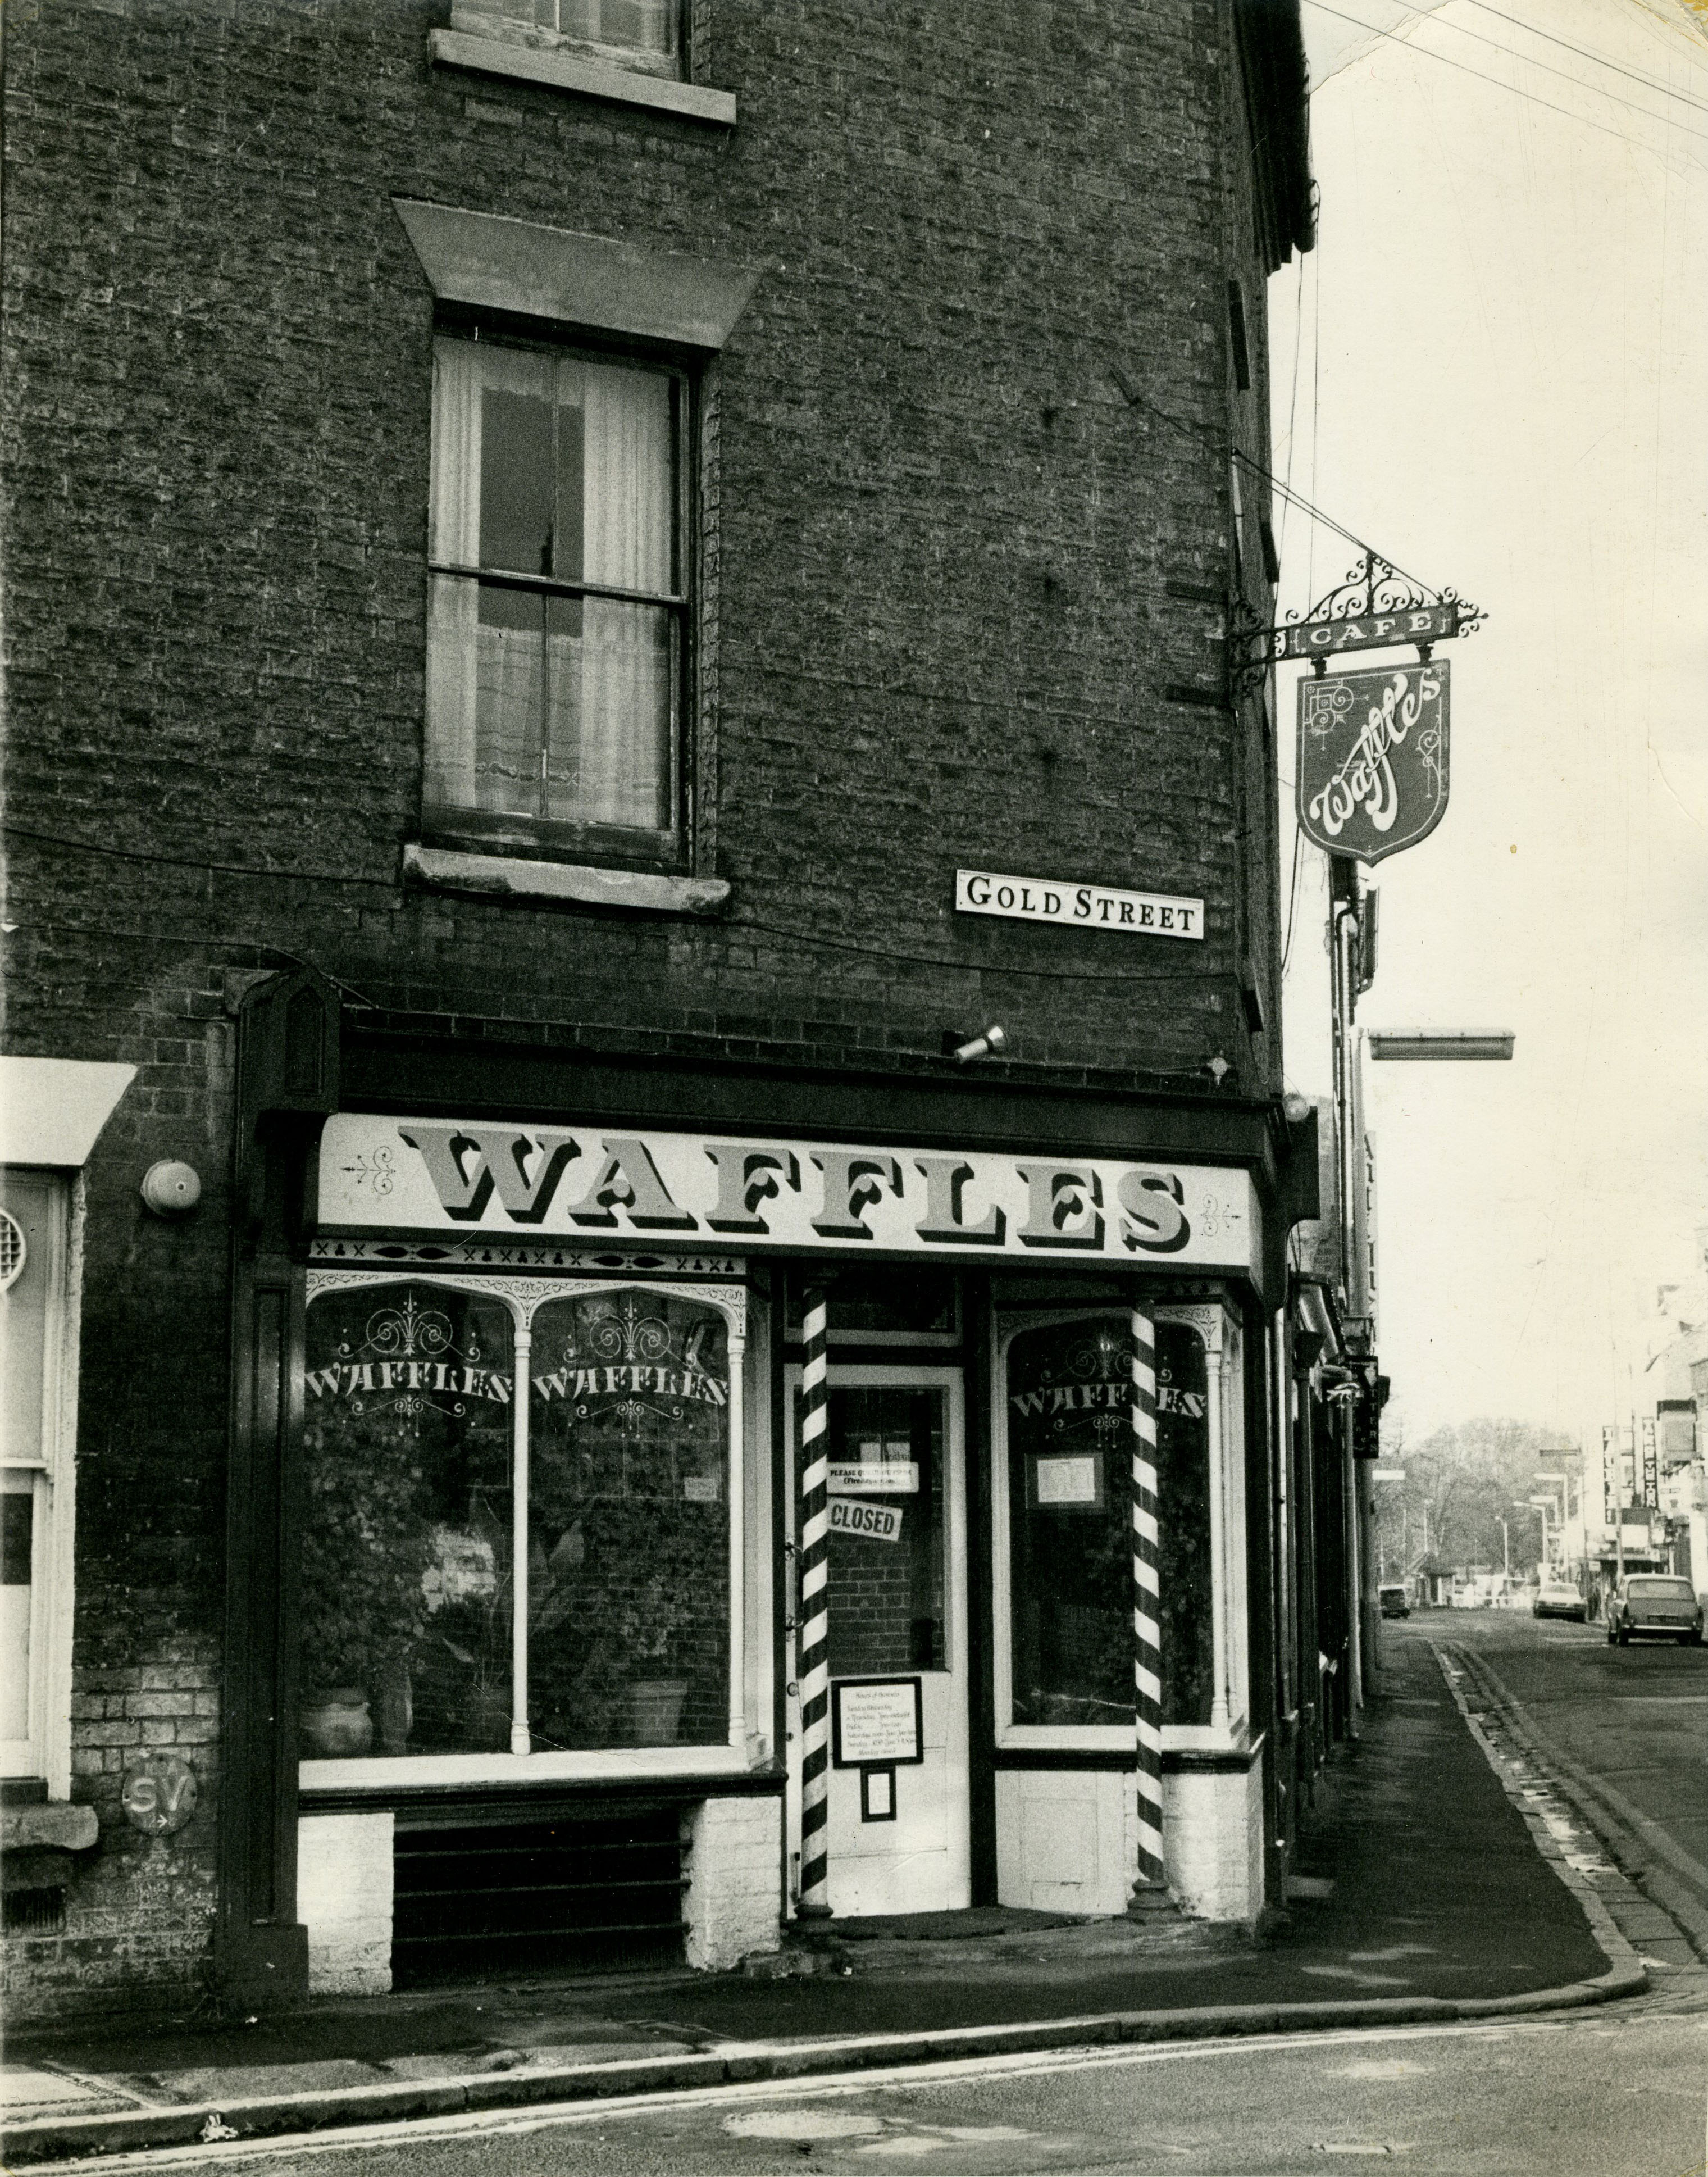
[1328,861,1364,1721]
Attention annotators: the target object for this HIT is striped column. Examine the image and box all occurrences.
[796,1285,833,1917]
[1131,1306,1165,1892]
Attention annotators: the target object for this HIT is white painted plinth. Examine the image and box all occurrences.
[682,1795,782,1970]
[1161,1762,1264,1924]
[298,1811,394,1995]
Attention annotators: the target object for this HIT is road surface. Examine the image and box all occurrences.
[1423,1602,1708,1953]
[40,2011,1708,2177]
[47,1612,1708,2177]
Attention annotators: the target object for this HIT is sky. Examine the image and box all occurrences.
[1273,0,1708,1449]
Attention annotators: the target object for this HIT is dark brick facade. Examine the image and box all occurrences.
[1,0,1308,2014]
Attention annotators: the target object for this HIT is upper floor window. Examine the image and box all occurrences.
[453,0,683,81]
[425,335,687,870]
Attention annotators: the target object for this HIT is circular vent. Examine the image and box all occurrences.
[0,1208,26,1292]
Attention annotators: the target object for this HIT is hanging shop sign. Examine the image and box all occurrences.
[1277,601,1459,661]
[1296,662,1449,865]
[955,870,1204,941]
[319,1117,1261,1275]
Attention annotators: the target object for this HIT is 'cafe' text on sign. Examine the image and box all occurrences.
[1275,601,1459,661]
[320,1118,1260,1275]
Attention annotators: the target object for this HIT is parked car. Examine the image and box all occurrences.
[1606,1574,1704,1646]
[1533,1580,1587,1622]
[1378,1583,1410,1619]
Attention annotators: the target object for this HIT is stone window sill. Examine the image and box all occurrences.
[1,1801,99,1852]
[429,28,736,125]
[404,842,731,916]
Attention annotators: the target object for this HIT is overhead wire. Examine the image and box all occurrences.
[1112,367,1443,598]
[1394,0,1708,127]
[1302,0,1708,154]
[1455,0,1708,119]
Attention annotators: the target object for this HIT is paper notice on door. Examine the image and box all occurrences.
[828,1461,919,1494]
[1033,1454,1101,1506]
[832,1678,923,1766]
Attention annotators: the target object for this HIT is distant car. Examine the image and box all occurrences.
[1606,1575,1703,1646]
[1533,1580,1586,1622]
[1378,1583,1410,1619]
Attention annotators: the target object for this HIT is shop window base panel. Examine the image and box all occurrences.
[392,1810,687,1988]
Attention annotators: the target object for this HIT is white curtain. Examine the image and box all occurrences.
[425,338,483,814]
[427,338,673,840]
[579,362,673,832]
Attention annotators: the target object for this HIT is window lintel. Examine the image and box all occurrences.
[395,198,757,351]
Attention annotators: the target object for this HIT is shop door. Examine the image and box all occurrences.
[789,1366,969,1917]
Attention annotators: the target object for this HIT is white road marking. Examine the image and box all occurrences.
[725,2108,883,2139]
[1326,2061,1430,2079]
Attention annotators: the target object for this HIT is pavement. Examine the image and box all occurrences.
[0,1628,1658,2166]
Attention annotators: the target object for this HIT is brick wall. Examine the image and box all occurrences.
[2,1631,221,2020]
[2,0,1278,1082]
[1,0,1299,2012]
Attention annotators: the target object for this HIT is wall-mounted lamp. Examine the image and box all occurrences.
[944,1025,1006,1065]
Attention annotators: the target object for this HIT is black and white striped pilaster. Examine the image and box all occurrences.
[1131,1306,1165,1890]
[796,1285,832,1916]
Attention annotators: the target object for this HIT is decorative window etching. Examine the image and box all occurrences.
[1003,1313,1213,1730]
[297,1269,746,1771]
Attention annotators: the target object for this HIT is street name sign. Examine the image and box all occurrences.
[955,869,1203,940]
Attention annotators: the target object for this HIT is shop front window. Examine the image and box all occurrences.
[300,1278,739,1765]
[1004,1315,1213,1730]
[527,1291,730,1752]
[302,1283,516,1756]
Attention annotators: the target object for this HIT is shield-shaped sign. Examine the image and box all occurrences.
[1296,661,1450,863]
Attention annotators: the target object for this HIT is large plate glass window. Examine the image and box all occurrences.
[302,1283,517,1756]
[426,336,685,871]
[1003,1315,1212,1730]
[299,1279,740,1766]
[528,1290,730,1751]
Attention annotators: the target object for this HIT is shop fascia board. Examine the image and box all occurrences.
[338,1029,1290,1180]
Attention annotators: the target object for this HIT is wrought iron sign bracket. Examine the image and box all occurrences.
[1241,552,1484,682]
